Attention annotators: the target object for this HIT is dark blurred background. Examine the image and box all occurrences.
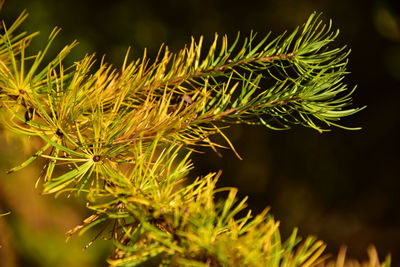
[0,0,399,266]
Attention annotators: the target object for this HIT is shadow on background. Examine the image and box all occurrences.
[0,0,399,266]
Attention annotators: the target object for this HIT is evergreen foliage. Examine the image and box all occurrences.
[0,10,391,266]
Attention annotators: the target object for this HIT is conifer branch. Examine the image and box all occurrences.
[0,11,390,267]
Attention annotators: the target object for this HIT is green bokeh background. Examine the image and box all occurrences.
[0,0,399,266]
